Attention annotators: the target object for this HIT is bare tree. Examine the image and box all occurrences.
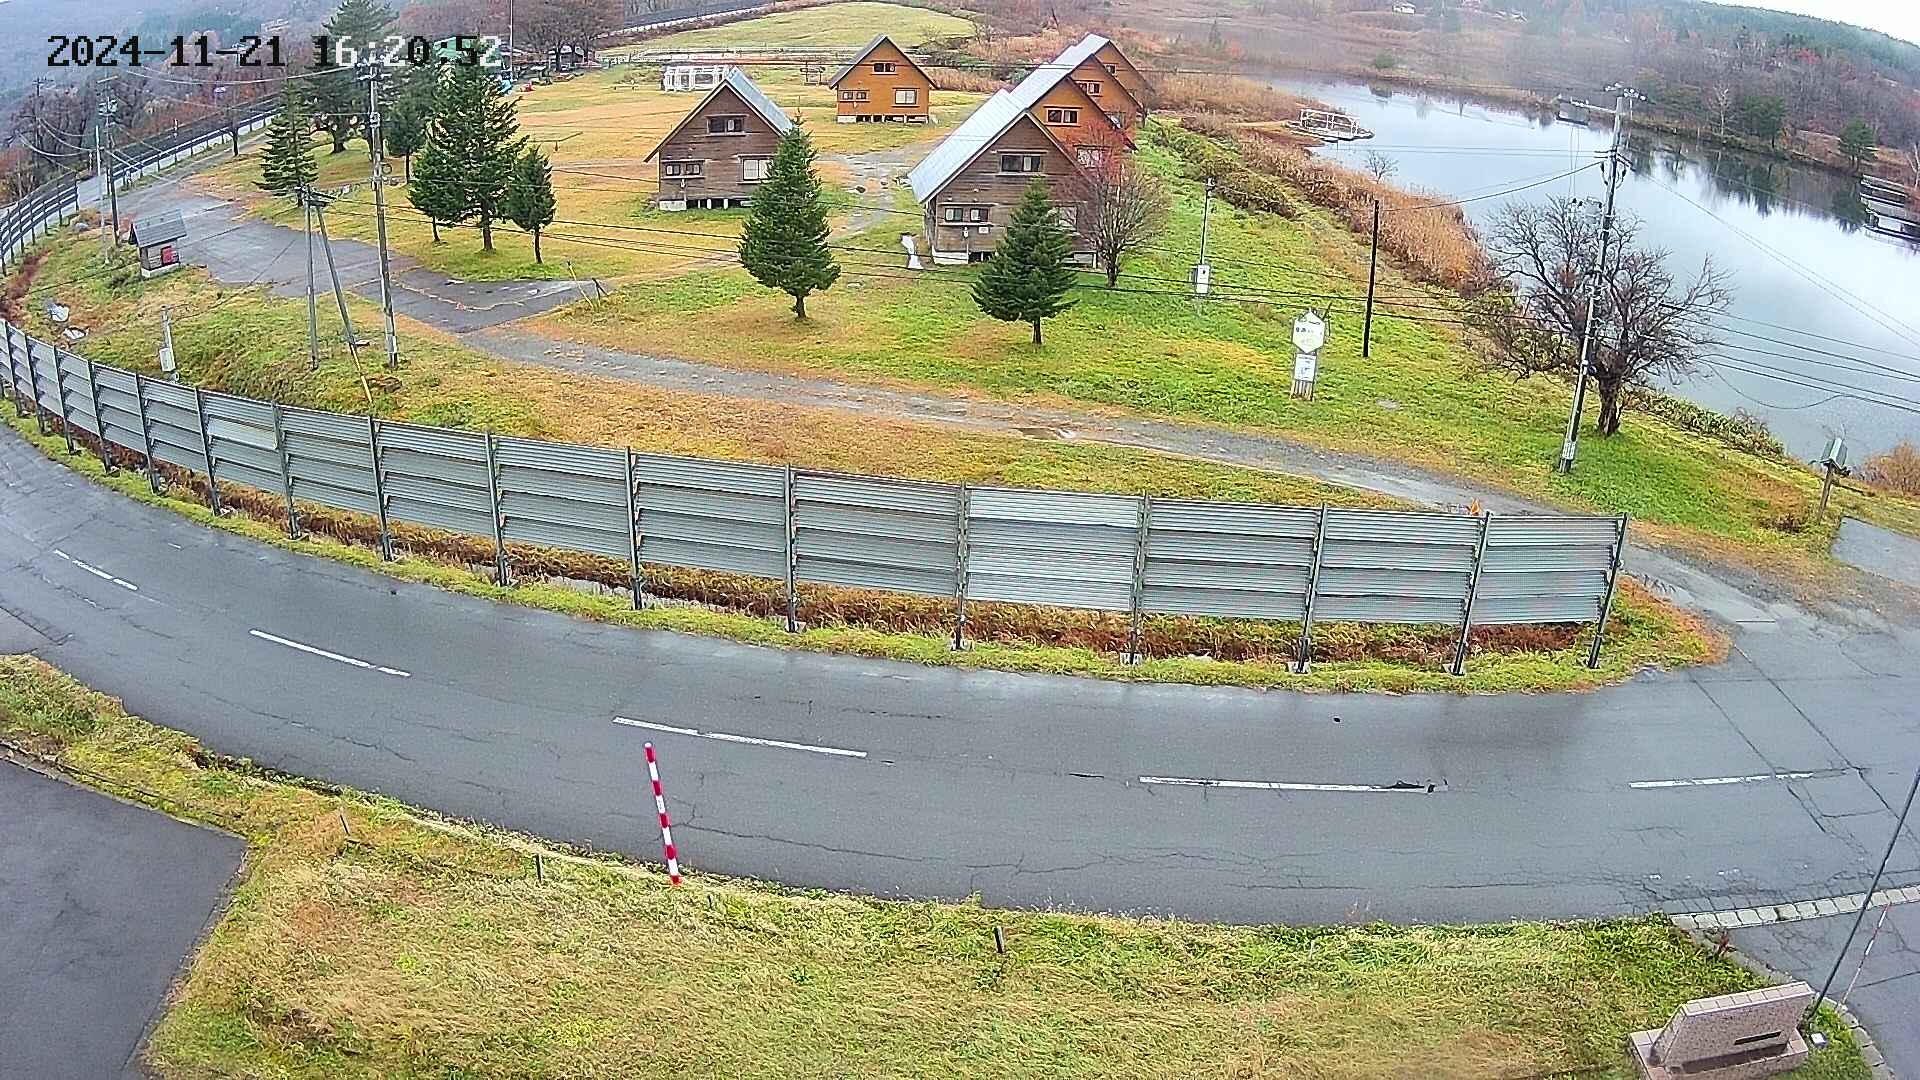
[1908,141,1920,201]
[1065,133,1170,289]
[1362,149,1398,181]
[1470,197,1735,436]
[1708,84,1735,137]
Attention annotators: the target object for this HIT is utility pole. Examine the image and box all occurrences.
[1362,198,1380,358]
[214,83,237,157]
[360,63,401,370]
[507,0,516,86]
[1558,84,1640,475]
[310,191,364,370]
[96,89,122,248]
[304,190,320,371]
[159,307,178,381]
[1193,176,1215,316]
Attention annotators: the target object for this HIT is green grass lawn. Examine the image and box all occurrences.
[535,121,1920,587]
[0,655,1869,1080]
[610,1,977,52]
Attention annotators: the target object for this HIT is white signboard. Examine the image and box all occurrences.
[1192,263,1212,295]
[1293,351,1318,383]
[1292,311,1326,354]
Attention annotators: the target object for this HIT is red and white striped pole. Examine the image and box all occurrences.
[644,742,682,885]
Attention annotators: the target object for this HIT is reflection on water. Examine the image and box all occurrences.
[1270,74,1920,458]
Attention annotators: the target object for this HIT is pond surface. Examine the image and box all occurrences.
[1272,74,1920,460]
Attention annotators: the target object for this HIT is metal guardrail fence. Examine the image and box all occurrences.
[0,109,1629,672]
[2,319,1630,672]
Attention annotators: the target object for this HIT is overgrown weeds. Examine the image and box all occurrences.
[1862,441,1920,495]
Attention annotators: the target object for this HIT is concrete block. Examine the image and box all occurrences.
[1630,981,1814,1080]
[1814,899,1840,916]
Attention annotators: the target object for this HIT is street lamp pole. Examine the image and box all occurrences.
[1558,83,1641,475]
[360,63,401,370]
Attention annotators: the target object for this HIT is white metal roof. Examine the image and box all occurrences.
[906,90,1026,202]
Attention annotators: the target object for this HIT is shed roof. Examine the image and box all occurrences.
[643,66,794,161]
[828,34,933,88]
[128,210,187,246]
[906,90,1025,202]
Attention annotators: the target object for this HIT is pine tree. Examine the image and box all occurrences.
[311,0,394,154]
[257,89,318,201]
[504,145,557,263]
[972,180,1077,345]
[384,64,433,181]
[408,63,524,252]
[1839,119,1877,173]
[737,127,840,319]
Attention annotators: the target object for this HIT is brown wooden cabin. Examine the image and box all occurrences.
[828,34,934,123]
[1056,34,1150,134]
[644,68,794,210]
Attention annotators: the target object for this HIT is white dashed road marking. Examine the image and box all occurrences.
[50,549,138,591]
[1628,771,1827,790]
[248,629,411,678]
[1139,776,1438,793]
[613,716,867,759]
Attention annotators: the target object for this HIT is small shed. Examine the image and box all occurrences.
[663,62,727,92]
[127,211,187,278]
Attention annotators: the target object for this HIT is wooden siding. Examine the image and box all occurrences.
[923,115,1091,261]
[1026,79,1123,156]
[1068,57,1143,135]
[653,85,785,204]
[832,38,933,121]
[1094,42,1150,118]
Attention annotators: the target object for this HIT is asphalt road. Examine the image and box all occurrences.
[1733,904,1920,1072]
[0,760,242,1079]
[5,427,1920,930]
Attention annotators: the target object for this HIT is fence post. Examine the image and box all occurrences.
[271,402,299,537]
[367,416,393,561]
[626,447,645,610]
[49,343,77,454]
[80,352,111,471]
[485,432,509,585]
[192,387,222,513]
[4,324,25,418]
[23,334,47,435]
[1295,504,1328,674]
[783,462,798,633]
[1451,512,1492,677]
[952,482,970,650]
[1128,495,1151,664]
[131,372,160,493]
[1586,514,1629,669]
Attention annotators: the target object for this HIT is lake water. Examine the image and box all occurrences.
[1272,75,1920,461]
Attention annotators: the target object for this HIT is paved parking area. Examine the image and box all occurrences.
[1732,904,1920,1075]
[0,760,243,1079]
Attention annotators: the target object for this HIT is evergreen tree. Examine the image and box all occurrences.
[310,0,395,154]
[384,64,433,181]
[257,89,318,200]
[737,127,840,319]
[504,145,557,263]
[972,180,1077,345]
[1839,119,1877,172]
[408,63,524,252]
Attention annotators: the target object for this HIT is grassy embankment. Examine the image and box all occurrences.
[531,118,1920,589]
[7,227,1713,693]
[191,4,982,285]
[0,655,1869,1079]
[612,0,974,51]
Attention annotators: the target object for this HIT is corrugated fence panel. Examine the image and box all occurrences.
[1314,509,1479,624]
[634,453,787,578]
[495,437,631,561]
[29,338,62,418]
[793,471,960,597]
[283,407,379,515]
[2,326,27,402]
[203,392,286,497]
[54,350,99,435]
[966,487,1139,612]
[1473,516,1619,625]
[377,423,495,539]
[91,366,145,453]
[1143,500,1317,620]
[139,378,208,474]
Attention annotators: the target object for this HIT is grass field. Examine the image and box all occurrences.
[616,1,976,51]
[531,121,1920,587]
[0,655,1868,1080]
[195,56,984,284]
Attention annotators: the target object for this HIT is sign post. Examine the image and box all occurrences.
[1292,311,1326,400]
[1816,435,1849,523]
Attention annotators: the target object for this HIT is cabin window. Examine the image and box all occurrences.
[664,160,704,177]
[942,205,990,224]
[895,88,918,106]
[998,153,1043,174]
[873,61,897,73]
[1054,205,1078,228]
[743,157,772,182]
[1082,80,1102,95]
[1045,107,1079,125]
[707,115,746,135]
[1075,147,1106,168]
[1102,62,1117,74]
[1106,112,1125,128]
[841,89,869,102]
